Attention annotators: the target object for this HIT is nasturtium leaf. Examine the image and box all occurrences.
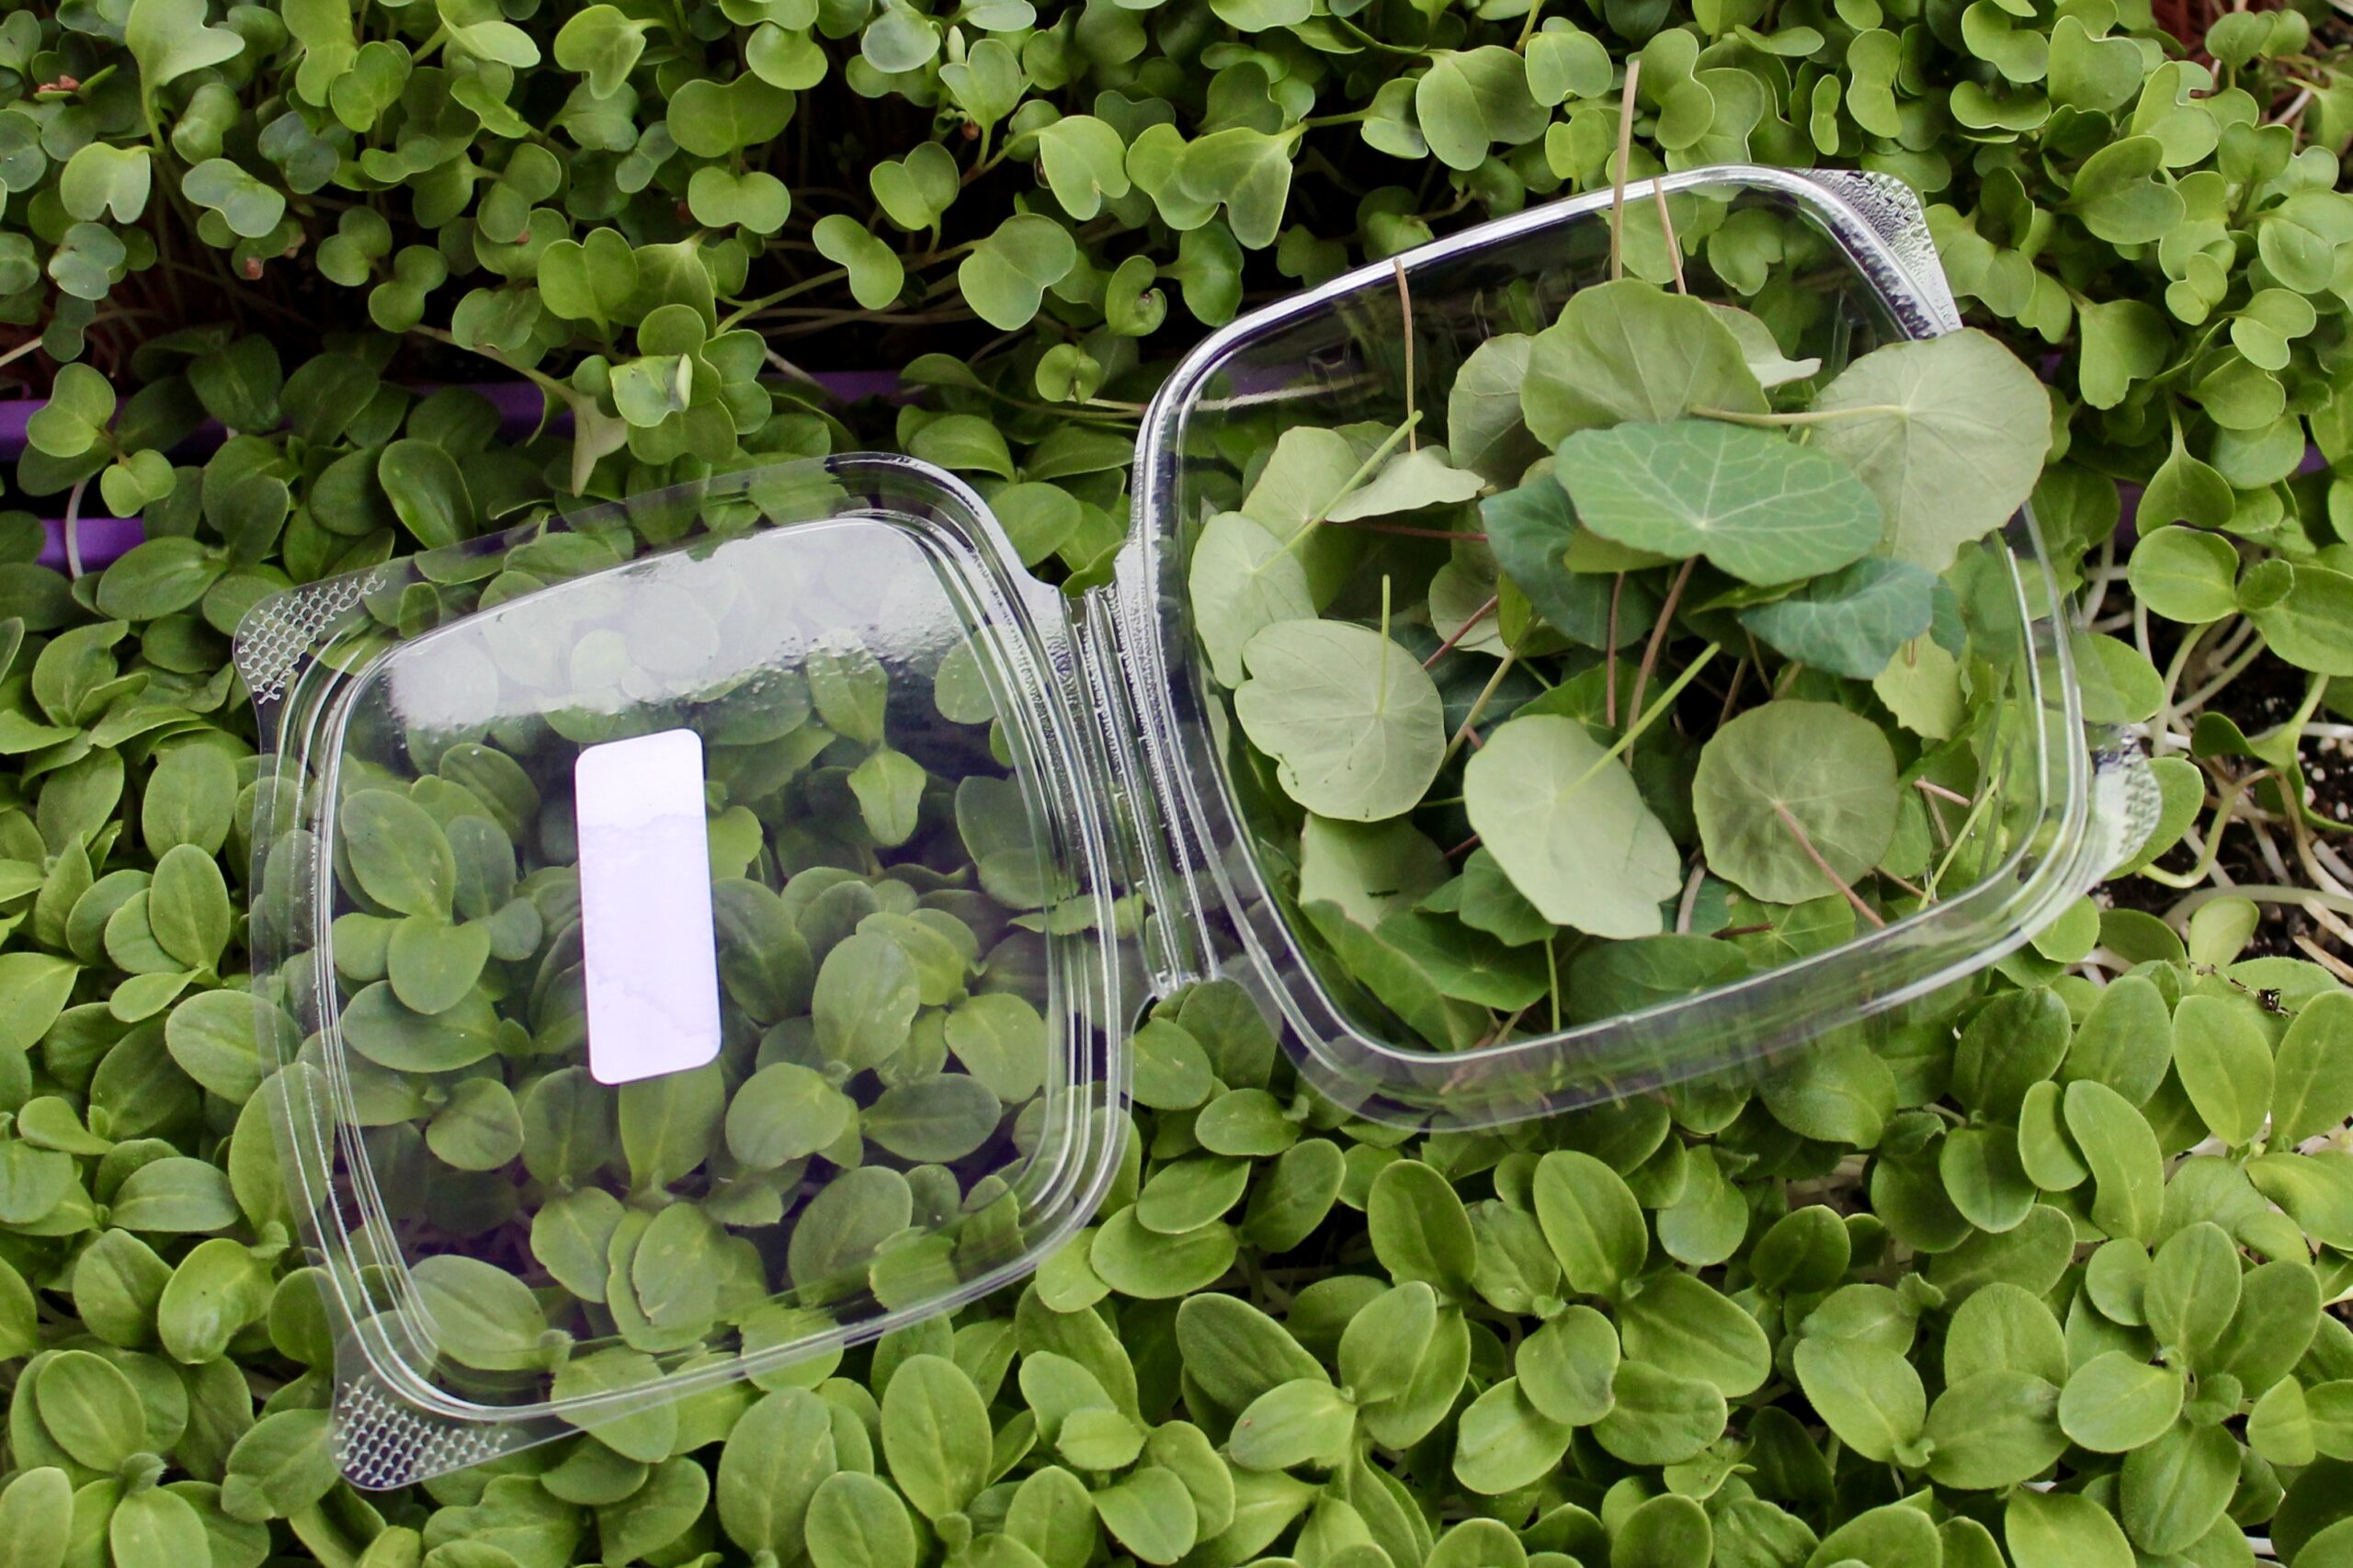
[1447,334,1540,485]
[1328,449,1483,523]
[1464,714,1679,937]
[1556,420,1883,585]
[1233,620,1446,823]
[1522,280,1768,446]
[1808,329,2052,572]
[1478,479,1641,649]
[1736,558,1938,677]
[1300,816,1449,930]
[1692,700,1900,904]
[1190,513,1316,688]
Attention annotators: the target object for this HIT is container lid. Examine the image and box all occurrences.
[1110,165,2152,1130]
[242,456,1127,1482]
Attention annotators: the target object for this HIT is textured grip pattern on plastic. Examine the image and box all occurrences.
[1797,169,1966,335]
[234,566,392,705]
[332,1354,519,1491]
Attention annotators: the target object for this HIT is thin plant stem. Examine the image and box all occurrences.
[1716,657,1748,731]
[1394,258,1417,453]
[1322,519,1485,541]
[1440,642,1524,767]
[63,477,87,581]
[1426,594,1500,667]
[2138,770,2260,889]
[1545,938,1562,1034]
[1690,403,1908,426]
[1283,413,1420,554]
[1608,59,1641,283]
[1773,801,1886,927]
[2165,883,2353,924]
[1652,181,1688,293]
[1625,557,1696,742]
[1571,642,1719,790]
[1675,865,1706,933]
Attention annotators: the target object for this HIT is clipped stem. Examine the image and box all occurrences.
[1624,557,1696,744]
[2165,883,2353,924]
[1283,412,1421,554]
[1439,640,1524,767]
[1322,519,1486,540]
[2136,769,2261,889]
[1394,258,1417,452]
[1426,594,1500,668]
[1652,181,1688,294]
[1608,58,1641,283]
[1690,403,1908,426]
[1572,642,1719,791]
[1772,801,1886,928]
[63,477,88,582]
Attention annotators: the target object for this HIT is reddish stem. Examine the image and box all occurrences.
[1770,801,1886,928]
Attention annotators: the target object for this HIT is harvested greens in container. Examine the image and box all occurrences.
[239,166,2146,1483]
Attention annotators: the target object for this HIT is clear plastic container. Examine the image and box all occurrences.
[239,165,2149,1485]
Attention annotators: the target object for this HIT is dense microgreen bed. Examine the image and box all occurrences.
[6,0,2353,1562]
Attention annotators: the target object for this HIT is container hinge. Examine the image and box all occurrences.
[1073,584,1203,996]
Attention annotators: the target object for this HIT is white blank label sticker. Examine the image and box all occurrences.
[575,727,722,1085]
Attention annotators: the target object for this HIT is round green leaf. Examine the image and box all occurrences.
[1233,619,1446,823]
[1692,700,1901,904]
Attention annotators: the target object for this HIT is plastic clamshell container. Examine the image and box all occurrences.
[241,165,2145,1485]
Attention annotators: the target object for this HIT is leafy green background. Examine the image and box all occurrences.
[6,0,2353,1562]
